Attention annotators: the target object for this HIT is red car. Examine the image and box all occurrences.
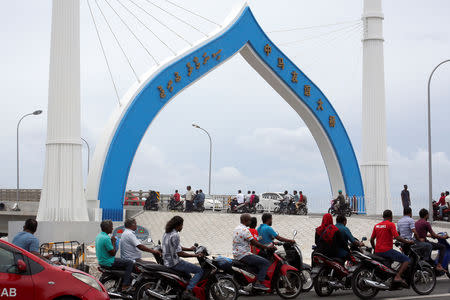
[0,239,109,300]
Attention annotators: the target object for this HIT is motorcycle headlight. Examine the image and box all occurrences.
[72,272,102,292]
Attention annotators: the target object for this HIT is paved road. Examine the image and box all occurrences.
[241,278,450,300]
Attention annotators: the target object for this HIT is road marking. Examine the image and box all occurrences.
[384,293,450,300]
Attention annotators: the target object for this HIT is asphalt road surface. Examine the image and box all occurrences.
[241,278,450,300]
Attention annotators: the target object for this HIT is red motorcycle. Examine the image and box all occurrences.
[222,245,303,299]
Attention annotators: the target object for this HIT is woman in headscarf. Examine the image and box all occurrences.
[314,213,343,257]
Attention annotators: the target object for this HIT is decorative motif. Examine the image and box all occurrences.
[202,52,210,65]
[277,57,285,70]
[304,85,311,97]
[186,62,193,76]
[329,115,336,128]
[157,86,166,98]
[167,80,173,92]
[264,44,272,56]
[174,72,181,82]
[212,49,222,61]
[317,99,323,111]
[291,71,298,83]
[193,57,201,69]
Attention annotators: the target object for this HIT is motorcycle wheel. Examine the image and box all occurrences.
[327,208,335,216]
[227,208,231,213]
[207,276,238,300]
[256,203,265,213]
[100,276,120,295]
[275,270,302,299]
[301,268,313,292]
[274,206,280,214]
[351,266,379,300]
[411,265,436,295]
[313,268,333,297]
[134,279,179,300]
[346,209,352,217]
[299,207,307,215]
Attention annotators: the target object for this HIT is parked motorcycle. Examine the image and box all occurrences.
[277,230,313,292]
[351,241,436,299]
[220,244,302,299]
[132,244,238,300]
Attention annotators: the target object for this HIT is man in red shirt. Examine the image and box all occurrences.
[370,210,413,285]
[437,192,448,219]
[174,190,181,202]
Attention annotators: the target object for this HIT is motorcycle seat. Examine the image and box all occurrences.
[231,259,258,274]
[99,266,126,277]
[139,263,191,280]
[313,252,345,265]
[369,254,392,266]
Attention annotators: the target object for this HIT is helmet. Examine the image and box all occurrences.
[338,190,342,193]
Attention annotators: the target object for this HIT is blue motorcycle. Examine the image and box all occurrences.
[435,232,450,279]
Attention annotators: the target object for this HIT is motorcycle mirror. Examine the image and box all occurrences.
[361,237,367,241]
[293,230,297,238]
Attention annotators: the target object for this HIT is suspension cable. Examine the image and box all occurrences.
[280,22,362,46]
[94,0,141,82]
[143,0,208,36]
[163,0,221,27]
[127,0,193,46]
[103,0,159,65]
[268,19,361,33]
[86,0,121,106]
[115,0,177,55]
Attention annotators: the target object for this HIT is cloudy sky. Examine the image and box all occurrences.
[1,0,449,213]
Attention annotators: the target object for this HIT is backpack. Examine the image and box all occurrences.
[253,195,260,203]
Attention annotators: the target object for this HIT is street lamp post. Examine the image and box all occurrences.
[81,137,90,173]
[16,110,43,207]
[427,59,450,222]
[192,123,212,196]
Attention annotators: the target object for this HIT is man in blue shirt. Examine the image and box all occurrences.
[12,219,40,256]
[257,213,295,246]
[335,215,363,258]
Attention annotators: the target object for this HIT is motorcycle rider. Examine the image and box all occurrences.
[233,213,275,290]
[335,214,363,259]
[95,220,134,291]
[257,213,295,246]
[315,213,344,258]
[333,190,346,212]
[370,210,414,286]
[397,207,432,259]
[162,216,203,299]
[415,208,449,272]
[120,218,161,263]
[194,189,205,210]
[280,191,290,211]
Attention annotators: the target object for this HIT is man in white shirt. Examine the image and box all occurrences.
[120,218,161,263]
[236,190,244,204]
[232,214,273,290]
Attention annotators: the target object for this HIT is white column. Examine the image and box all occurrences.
[361,0,391,215]
[37,0,88,221]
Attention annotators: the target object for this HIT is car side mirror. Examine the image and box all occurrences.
[362,237,367,241]
[17,259,27,273]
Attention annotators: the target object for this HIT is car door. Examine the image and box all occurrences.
[0,244,34,300]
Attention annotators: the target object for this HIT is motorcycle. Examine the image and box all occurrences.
[277,230,313,292]
[296,202,308,215]
[132,244,238,300]
[328,200,352,217]
[220,243,303,299]
[351,241,436,299]
[227,199,256,214]
[311,237,369,297]
[432,232,450,278]
[168,199,185,211]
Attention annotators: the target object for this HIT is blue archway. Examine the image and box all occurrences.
[91,5,364,220]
